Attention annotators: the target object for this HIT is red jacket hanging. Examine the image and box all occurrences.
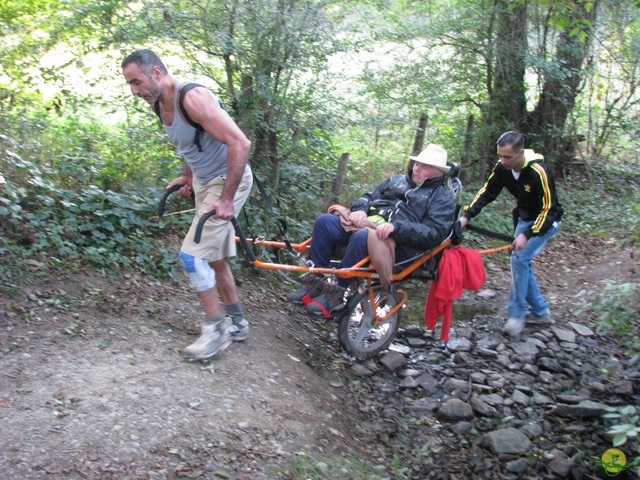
[424,246,486,341]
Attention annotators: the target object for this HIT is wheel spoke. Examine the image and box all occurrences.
[338,288,402,359]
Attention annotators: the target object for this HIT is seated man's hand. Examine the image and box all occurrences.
[349,210,368,228]
[458,216,469,229]
[376,222,395,240]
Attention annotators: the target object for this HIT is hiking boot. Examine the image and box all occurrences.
[183,317,233,359]
[227,318,250,342]
[503,316,525,336]
[286,275,325,304]
[525,309,554,326]
[306,284,347,318]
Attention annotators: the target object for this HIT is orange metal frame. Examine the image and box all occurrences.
[236,234,512,325]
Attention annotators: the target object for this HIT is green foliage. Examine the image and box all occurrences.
[512,0,594,40]
[4,0,639,184]
[560,163,640,240]
[575,1,640,159]
[573,279,639,354]
[591,281,639,338]
[0,113,188,289]
[605,405,640,447]
[117,0,347,171]
[3,96,180,191]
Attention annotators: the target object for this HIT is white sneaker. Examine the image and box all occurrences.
[227,318,250,342]
[183,318,233,359]
[503,316,525,336]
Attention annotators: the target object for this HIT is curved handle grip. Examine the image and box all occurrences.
[231,216,256,264]
[194,210,216,244]
[194,211,256,264]
[157,184,186,218]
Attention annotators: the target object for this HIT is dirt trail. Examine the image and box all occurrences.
[0,274,361,479]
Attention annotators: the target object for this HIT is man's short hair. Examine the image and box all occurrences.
[497,130,525,151]
[121,49,168,77]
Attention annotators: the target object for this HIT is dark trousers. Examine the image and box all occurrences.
[309,214,408,288]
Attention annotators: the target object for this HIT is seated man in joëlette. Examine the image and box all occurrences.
[287,143,457,317]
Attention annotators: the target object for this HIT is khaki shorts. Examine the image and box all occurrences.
[181,168,253,262]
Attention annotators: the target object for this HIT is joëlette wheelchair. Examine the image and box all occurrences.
[157,162,511,360]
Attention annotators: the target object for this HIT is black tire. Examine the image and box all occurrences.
[337,287,401,360]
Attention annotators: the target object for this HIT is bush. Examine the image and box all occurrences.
[0,128,188,289]
[573,280,640,353]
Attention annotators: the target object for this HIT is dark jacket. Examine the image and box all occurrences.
[463,159,563,238]
[350,171,456,256]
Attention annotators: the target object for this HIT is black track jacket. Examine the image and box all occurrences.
[463,157,563,239]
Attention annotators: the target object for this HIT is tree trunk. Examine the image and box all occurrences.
[235,74,253,136]
[412,113,428,156]
[461,114,474,183]
[492,0,528,131]
[268,128,280,192]
[526,1,598,174]
[482,0,527,177]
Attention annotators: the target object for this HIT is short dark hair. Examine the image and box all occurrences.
[121,49,168,76]
[497,130,525,151]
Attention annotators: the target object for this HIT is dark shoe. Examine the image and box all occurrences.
[306,284,347,318]
[287,275,324,304]
[525,310,554,326]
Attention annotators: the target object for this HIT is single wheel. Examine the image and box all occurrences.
[337,287,402,360]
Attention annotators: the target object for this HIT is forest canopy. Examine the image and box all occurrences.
[2,0,639,176]
[1,0,639,281]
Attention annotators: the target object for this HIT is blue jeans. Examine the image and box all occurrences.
[308,214,408,288]
[508,219,560,318]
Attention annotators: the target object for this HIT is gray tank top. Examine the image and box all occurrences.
[164,81,243,184]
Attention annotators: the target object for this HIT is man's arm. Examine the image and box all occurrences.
[182,87,251,219]
[462,163,504,221]
[350,178,392,213]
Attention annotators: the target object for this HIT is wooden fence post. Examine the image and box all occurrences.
[332,153,350,203]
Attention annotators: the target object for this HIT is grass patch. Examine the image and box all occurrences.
[268,452,393,480]
[575,280,640,352]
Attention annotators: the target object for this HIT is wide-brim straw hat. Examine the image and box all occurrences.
[409,144,450,173]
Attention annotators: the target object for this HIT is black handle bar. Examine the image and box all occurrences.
[157,184,184,217]
[157,184,196,217]
[194,210,256,264]
[156,186,255,263]
[465,223,514,243]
